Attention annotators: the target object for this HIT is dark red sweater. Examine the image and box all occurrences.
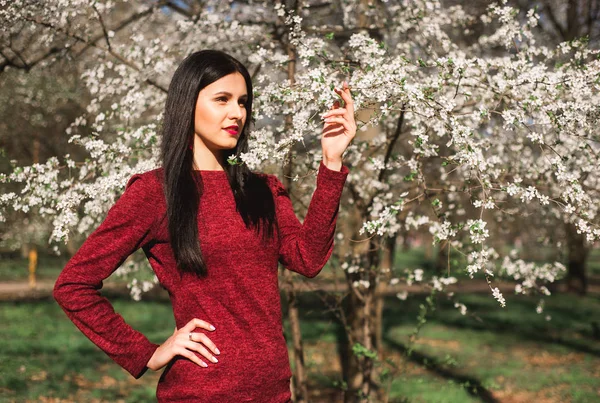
[53,160,349,402]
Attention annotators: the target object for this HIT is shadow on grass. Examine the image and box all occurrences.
[285,289,599,401]
[286,292,500,400]
[381,334,500,403]
[387,293,600,358]
[1,297,173,401]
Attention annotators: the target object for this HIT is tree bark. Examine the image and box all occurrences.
[565,222,589,295]
[283,270,308,402]
[343,286,366,402]
[435,241,449,276]
[375,235,395,357]
[343,238,381,402]
[278,1,308,400]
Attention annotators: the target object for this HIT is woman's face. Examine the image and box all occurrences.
[193,72,248,154]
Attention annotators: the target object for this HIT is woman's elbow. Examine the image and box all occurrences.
[52,272,82,309]
[52,275,68,306]
[302,268,320,279]
[297,258,329,278]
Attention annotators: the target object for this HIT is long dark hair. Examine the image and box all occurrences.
[160,49,276,278]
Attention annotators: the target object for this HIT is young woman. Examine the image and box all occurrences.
[53,49,356,402]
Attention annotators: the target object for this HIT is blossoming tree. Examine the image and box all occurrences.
[1,0,599,401]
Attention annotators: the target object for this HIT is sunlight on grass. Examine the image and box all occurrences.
[1,262,598,402]
[0,298,173,402]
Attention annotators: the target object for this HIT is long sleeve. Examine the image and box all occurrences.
[53,172,162,379]
[270,160,349,278]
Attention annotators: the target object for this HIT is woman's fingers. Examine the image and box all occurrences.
[323,82,355,131]
[182,317,216,333]
[178,347,209,368]
[185,339,219,363]
[177,318,220,368]
[322,116,353,133]
[186,331,220,356]
[150,318,220,371]
[322,108,347,118]
[333,81,354,112]
[192,332,220,355]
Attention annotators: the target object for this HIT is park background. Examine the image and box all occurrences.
[1,0,599,402]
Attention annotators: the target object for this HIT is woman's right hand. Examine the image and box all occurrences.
[147,318,220,371]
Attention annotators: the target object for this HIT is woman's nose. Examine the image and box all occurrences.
[227,103,242,119]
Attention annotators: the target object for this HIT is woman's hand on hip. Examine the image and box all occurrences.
[147,318,220,370]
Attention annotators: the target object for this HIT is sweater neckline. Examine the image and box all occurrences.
[192,169,229,180]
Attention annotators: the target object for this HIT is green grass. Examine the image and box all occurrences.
[0,297,173,402]
[1,291,598,402]
[589,248,600,276]
[281,291,600,402]
[382,292,600,402]
[0,255,66,281]
[1,250,599,402]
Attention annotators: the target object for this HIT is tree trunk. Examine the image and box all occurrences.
[374,235,395,356]
[435,241,449,276]
[277,1,308,399]
[283,269,308,402]
[565,222,588,295]
[343,239,381,402]
[343,287,366,402]
[373,235,396,402]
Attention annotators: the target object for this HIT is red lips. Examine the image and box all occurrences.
[224,125,239,135]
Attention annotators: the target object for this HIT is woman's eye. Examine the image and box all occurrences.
[215,97,246,106]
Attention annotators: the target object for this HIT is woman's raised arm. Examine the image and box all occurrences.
[269,160,349,278]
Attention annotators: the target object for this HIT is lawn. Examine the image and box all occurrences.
[1,288,598,402]
[0,255,66,282]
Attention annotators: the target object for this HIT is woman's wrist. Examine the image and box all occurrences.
[322,157,343,172]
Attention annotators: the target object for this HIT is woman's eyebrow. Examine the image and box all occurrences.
[213,91,248,98]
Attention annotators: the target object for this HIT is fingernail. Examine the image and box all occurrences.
[211,356,218,363]
[324,118,332,122]
[215,348,220,355]
[210,325,215,330]
[200,361,208,367]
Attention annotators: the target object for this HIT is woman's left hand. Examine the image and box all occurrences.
[321,81,356,162]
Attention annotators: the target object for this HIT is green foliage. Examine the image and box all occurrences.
[403,170,417,182]
[352,342,377,359]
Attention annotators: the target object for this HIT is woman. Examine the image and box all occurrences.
[53,49,356,402]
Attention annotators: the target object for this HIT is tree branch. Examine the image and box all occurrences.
[364,108,406,212]
[1,0,169,81]
[72,0,168,58]
[164,0,194,18]
[20,15,168,93]
[92,4,113,53]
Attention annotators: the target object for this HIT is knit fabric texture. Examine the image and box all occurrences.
[53,160,349,402]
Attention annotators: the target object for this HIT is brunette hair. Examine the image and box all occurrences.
[160,49,276,278]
